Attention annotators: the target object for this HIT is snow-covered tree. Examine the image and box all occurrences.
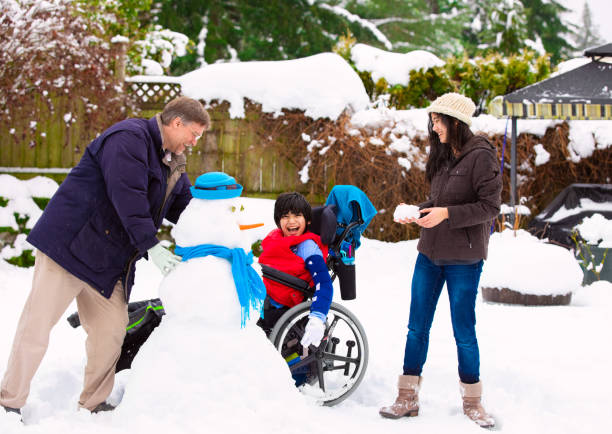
[572,1,604,54]
[152,0,470,74]
[74,0,191,74]
[462,0,530,55]
[521,0,575,64]
[0,0,131,135]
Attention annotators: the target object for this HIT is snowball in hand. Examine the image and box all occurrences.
[393,204,421,222]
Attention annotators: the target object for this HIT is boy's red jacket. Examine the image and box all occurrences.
[258,228,328,307]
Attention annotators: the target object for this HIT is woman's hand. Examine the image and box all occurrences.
[396,216,419,224]
[415,207,448,228]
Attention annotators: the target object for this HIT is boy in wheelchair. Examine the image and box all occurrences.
[257,187,375,400]
[257,192,334,352]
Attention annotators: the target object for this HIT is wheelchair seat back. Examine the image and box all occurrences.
[262,186,376,301]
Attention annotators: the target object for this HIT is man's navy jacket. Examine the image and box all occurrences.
[27,117,192,301]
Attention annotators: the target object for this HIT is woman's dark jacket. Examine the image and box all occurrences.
[27,117,192,301]
[417,135,501,261]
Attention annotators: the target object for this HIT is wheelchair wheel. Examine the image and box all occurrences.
[268,301,368,406]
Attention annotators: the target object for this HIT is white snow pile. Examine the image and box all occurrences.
[470,114,562,137]
[350,43,444,86]
[393,204,421,221]
[500,203,531,216]
[533,143,550,165]
[567,119,612,162]
[178,52,370,120]
[140,59,164,76]
[480,229,584,295]
[0,174,58,231]
[0,175,58,261]
[574,213,612,248]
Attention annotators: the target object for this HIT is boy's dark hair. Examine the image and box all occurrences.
[274,192,312,227]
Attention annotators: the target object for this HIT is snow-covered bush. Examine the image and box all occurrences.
[0,175,58,268]
[571,214,611,282]
[74,0,191,75]
[134,26,192,75]
[0,0,135,145]
[336,41,550,111]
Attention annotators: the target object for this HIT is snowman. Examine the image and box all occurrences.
[115,172,310,429]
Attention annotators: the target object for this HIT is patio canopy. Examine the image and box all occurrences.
[488,43,612,208]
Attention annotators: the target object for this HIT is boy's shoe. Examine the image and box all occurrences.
[2,405,21,415]
[91,402,116,413]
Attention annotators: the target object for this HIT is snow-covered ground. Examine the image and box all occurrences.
[1,195,611,434]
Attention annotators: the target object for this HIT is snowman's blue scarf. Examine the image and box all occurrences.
[174,243,266,328]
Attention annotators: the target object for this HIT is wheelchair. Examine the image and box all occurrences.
[260,189,373,406]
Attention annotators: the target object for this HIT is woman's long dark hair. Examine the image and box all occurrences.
[425,112,474,182]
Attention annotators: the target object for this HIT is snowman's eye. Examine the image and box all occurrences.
[230,205,245,213]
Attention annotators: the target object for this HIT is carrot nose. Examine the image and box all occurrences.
[239,223,265,231]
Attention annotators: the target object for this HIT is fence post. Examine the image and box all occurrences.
[111,37,129,84]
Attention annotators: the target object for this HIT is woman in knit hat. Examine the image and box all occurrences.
[379,93,501,428]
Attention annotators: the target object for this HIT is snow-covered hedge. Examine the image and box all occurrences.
[0,175,58,267]
[340,42,551,111]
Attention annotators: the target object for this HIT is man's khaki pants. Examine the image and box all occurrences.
[0,251,128,411]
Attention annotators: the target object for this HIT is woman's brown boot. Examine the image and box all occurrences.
[379,375,421,419]
[460,381,495,428]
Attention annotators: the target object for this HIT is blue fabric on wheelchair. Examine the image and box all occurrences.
[325,185,377,249]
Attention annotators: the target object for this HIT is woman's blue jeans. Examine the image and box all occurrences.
[403,253,483,384]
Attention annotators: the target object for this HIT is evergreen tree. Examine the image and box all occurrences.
[155,0,383,75]
[344,0,468,55]
[521,0,574,64]
[461,0,529,56]
[573,1,604,54]
[154,0,474,75]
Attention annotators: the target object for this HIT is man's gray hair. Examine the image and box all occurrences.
[160,96,211,129]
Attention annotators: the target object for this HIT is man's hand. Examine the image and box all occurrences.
[147,243,181,276]
[300,316,326,348]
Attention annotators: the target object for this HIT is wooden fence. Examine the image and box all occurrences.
[1,79,306,194]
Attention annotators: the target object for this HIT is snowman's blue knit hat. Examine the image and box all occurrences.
[190,172,243,200]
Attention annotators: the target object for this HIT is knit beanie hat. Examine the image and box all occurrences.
[426,93,475,126]
[190,172,243,200]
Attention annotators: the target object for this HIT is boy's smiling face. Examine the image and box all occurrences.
[279,212,307,237]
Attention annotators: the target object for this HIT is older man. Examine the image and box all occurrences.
[0,96,209,415]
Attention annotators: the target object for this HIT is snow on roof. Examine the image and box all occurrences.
[552,57,592,77]
[178,52,370,120]
[350,43,444,86]
[545,199,612,224]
